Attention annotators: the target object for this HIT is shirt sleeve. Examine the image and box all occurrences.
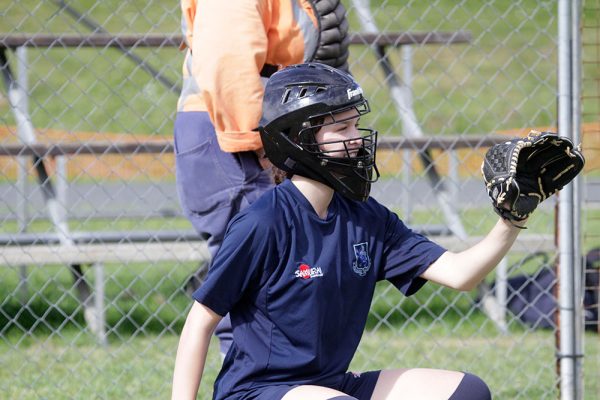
[380,210,447,296]
[192,0,268,153]
[192,209,276,316]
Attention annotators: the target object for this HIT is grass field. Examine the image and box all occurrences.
[2,328,596,399]
[1,284,598,399]
[1,237,599,399]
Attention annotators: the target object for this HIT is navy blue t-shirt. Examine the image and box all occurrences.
[193,179,446,399]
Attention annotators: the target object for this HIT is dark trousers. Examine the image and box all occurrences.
[174,111,273,354]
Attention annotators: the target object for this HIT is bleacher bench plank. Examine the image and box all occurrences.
[1,241,209,266]
[0,135,517,158]
[435,234,555,253]
[0,234,554,268]
[0,32,471,49]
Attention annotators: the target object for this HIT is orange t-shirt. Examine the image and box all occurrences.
[178,0,319,152]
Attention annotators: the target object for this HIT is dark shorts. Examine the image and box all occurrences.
[228,371,381,400]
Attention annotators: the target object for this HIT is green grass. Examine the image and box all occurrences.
[0,330,222,399]
[2,261,599,399]
[1,315,598,399]
[0,261,199,336]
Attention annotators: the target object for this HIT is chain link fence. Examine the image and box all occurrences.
[1,1,598,399]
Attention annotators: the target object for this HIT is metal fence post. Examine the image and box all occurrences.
[15,46,30,304]
[402,45,413,223]
[570,0,585,398]
[557,1,584,398]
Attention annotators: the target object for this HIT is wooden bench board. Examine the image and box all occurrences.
[0,234,554,267]
[1,241,209,266]
[0,135,517,158]
[435,234,555,253]
[0,32,472,49]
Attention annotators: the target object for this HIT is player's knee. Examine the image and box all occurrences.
[327,396,358,400]
[448,372,492,400]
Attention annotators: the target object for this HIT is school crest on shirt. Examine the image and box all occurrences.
[352,242,371,276]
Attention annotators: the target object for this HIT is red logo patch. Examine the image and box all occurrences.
[295,263,323,279]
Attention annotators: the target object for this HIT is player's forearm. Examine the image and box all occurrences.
[452,218,523,289]
[171,329,208,399]
[424,218,523,291]
[171,302,220,400]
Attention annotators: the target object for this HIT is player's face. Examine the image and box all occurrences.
[314,108,362,158]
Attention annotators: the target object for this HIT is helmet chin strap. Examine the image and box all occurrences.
[286,156,375,202]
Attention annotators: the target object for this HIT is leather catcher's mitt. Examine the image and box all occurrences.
[482,130,585,222]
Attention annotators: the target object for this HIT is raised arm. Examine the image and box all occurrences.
[423,131,585,292]
[421,218,525,291]
[172,301,222,400]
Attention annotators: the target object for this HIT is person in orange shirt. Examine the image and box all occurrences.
[174,0,350,356]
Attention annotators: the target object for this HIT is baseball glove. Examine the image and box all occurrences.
[482,130,585,223]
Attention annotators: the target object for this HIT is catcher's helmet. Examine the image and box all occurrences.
[259,63,379,201]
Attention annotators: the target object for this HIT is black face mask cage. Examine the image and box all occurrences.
[296,100,370,149]
[295,100,379,183]
[308,100,370,127]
